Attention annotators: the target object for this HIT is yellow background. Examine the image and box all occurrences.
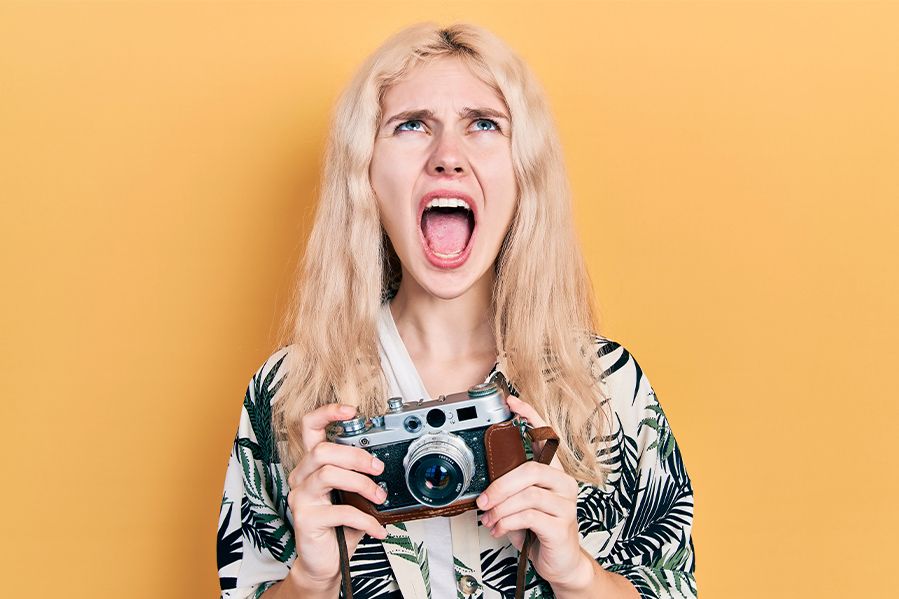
[2,1,897,597]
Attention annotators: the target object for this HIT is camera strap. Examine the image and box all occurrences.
[515,425,560,599]
[334,424,560,599]
[335,519,353,599]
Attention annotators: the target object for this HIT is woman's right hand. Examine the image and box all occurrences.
[286,403,389,595]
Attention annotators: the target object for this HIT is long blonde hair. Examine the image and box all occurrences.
[273,21,613,486]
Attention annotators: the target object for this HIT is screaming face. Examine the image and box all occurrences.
[370,56,518,301]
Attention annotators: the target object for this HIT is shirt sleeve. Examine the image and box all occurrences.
[217,349,296,599]
[579,339,697,599]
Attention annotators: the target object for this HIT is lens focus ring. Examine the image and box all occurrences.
[403,432,475,507]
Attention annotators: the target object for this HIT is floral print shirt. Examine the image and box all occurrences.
[216,336,697,598]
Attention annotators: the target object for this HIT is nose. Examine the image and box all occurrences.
[427,131,467,175]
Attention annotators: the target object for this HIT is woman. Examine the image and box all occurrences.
[217,22,696,599]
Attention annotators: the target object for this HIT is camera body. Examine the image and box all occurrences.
[328,376,526,523]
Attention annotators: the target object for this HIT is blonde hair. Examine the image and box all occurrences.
[274,21,613,485]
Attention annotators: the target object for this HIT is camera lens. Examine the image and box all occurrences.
[424,462,451,490]
[403,431,475,507]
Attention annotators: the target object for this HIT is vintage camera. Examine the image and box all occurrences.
[328,374,528,524]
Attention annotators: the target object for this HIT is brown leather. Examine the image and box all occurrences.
[334,421,560,599]
[515,425,560,599]
[341,492,478,525]
[527,426,560,444]
[335,521,352,599]
[485,419,528,480]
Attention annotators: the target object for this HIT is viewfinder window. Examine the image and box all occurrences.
[456,406,477,421]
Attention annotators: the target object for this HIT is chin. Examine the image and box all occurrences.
[418,274,477,300]
[403,260,489,301]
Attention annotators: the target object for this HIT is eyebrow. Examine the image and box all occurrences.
[382,106,510,129]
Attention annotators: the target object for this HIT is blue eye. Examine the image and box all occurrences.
[393,118,503,134]
[474,118,501,132]
[395,119,425,132]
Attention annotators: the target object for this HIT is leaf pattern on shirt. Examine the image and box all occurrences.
[217,337,697,599]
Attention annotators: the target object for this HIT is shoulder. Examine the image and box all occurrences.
[243,344,297,407]
[233,346,296,457]
[587,334,691,479]
[589,334,650,405]
[234,346,297,456]
[586,333,666,442]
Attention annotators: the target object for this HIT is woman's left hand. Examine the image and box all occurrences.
[476,395,593,591]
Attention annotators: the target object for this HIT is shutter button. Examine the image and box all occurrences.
[458,574,480,595]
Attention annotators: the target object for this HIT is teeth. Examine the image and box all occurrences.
[432,249,463,258]
[425,197,471,211]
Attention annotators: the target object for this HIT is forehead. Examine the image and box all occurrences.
[381,56,506,113]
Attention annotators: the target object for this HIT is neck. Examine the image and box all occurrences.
[388,268,496,362]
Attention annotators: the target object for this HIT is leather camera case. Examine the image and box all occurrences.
[335,419,526,525]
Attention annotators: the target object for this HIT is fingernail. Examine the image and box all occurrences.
[480,513,490,526]
[477,493,489,509]
[372,457,384,471]
[338,403,356,414]
[377,489,387,503]
[380,526,389,538]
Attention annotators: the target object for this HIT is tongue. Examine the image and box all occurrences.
[422,210,472,255]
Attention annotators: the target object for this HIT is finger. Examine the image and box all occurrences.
[300,464,389,505]
[299,504,388,541]
[489,508,559,541]
[290,441,384,487]
[301,403,358,451]
[343,526,367,557]
[505,529,526,552]
[480,486,570,527]
[506,396,548,427]
[477,462,577,511]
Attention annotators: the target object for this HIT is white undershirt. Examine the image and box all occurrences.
[421,517,455,599]
[377,301,457,599]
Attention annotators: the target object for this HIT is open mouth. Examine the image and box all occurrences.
[420,203,476,259]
